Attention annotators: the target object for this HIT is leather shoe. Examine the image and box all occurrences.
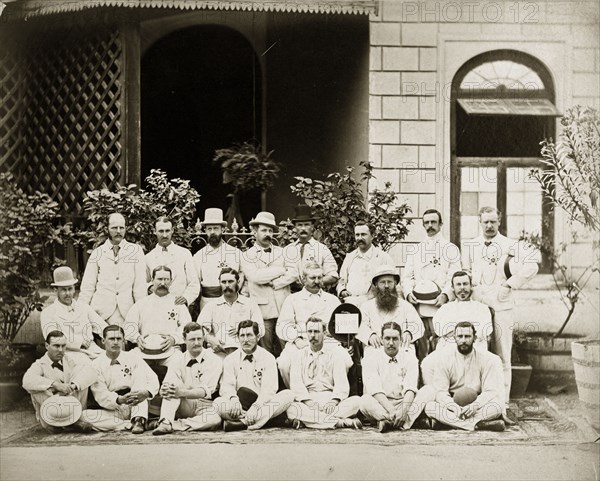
[475,419,506,432]
[411,416,433,430]
[292,419,305,430]
[378,420,393,433]
[131,417,146,434]
[224,420,247,432]
[152,418,173,436]
[70,420,93,433]
[431,418,451,431]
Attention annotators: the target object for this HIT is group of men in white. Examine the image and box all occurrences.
[24,203,539,435]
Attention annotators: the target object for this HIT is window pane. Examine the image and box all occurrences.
[506,168,543,237]
[460,166,497,239]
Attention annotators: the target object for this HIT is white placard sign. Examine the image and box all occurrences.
[335,313,359,334]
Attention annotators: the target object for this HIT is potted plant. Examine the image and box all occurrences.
[0,173,68,407]
[213,141,280,227]
[520,106,599,427]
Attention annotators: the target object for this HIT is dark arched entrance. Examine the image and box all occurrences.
[141,25,262,222]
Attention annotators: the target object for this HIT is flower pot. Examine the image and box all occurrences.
[515,332,585,391]
[571,339,600,431]
[510,364,533,397]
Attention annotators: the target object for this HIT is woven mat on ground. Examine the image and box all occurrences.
[3,398,581,448]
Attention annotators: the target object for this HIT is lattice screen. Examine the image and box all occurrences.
[0,25,123,214]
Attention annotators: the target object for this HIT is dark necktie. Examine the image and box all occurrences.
[244,354,254,362]
[388,357,398,364]
[263,248,272,253]
[110,359,120,366]
[51,361,64,371]
[484,241,492,247]
[187,359,199,367]
[162,246,168,252]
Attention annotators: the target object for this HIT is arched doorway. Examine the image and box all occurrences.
[141,25,262,223]
[450,50,559,271]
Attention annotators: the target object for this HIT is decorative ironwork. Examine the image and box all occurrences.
[191,218,286,251]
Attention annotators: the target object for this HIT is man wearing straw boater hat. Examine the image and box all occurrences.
[41,266,108,360]
[23,330,97,433]
[284,204,338,293]
[193,208,244,310]
[146,216,199,307]
[356,265,424,354]
[79,212,147,327]
[240,211,296,356]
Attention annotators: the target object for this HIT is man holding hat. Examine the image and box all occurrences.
[23,330,97,433]
[356,265,424,352]
[215,320,294,431]
[241,211,296,356]
[41,266,108,360]
[283,204,338,292]
[402,209,461,357]
[193,208,244,310]
[79,212,147,327]
[146,216,199,307]
[80,325,159,433]
[276,263,343,387]
[338,221,394,307]
[124,265,191,365]
[462,206,539,407]
[152,322,223,434]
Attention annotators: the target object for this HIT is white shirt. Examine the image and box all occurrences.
[357,298,424,345]
[401,233,461,299]
[193,242,243,289]
[146,242,200,305]
[90,350,159,410]
[282,238,339,282]
[220,346,278,404]
[163,349,223,398]
[197,295,264,349]
[362,347,419,400]
[432,299,493,349]
[276,288,340,343]
[123,293,191,343]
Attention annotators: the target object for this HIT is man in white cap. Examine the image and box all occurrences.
[402,209,461,357]
[462,206,539,408]
[356,265,424,352]
[337,221,394,307]
[286,317,362,429]
[276,263,342,387]
[79,212,147,327]
[283,204,338,292]
[123,265,191,365]
[81,325,159,433]
[193,208,244,310]
[421,271,493,385]
[215,320,294,431]
[241,211,296,356]
[23,330,97,433]
[41,266,108,360]
[198,267,264,359]
[146,216,199,307]
[152,323,222,434]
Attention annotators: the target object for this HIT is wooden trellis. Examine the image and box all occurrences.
[0,24,124,214]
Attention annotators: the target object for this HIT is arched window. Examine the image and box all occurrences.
[450,50,559,271]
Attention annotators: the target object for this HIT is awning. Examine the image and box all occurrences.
[458,98,561,117]
[2,0,379,19]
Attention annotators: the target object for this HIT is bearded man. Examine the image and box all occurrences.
[356,266,424,353]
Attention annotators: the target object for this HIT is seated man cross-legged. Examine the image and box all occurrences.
[215,320,294,431]
[286,317,362,430]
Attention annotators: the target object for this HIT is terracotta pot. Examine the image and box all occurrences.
[510,364,533,397]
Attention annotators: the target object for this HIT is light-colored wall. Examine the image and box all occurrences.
[369,0,600,274]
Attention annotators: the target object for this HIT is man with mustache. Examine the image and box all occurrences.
[192,208,244,310]
[356,266,424,353]
[124,265,191,365]
[284,204,338,292]
[146,216,199,307]
[276,263,346,387]
[402,209,461,357]
[80,325,159,433]
[79,212,147,327]
[198,268,264,359]
[462,206,539,410]
[337,222,394,307]
[215,320,294,431]
[421,271,493,385]
[286,317,362,429]
[421,322,506,431]
[240,211,296,356]
[41,266,107,360]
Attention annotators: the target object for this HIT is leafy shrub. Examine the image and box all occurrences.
[289,161,412,265]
